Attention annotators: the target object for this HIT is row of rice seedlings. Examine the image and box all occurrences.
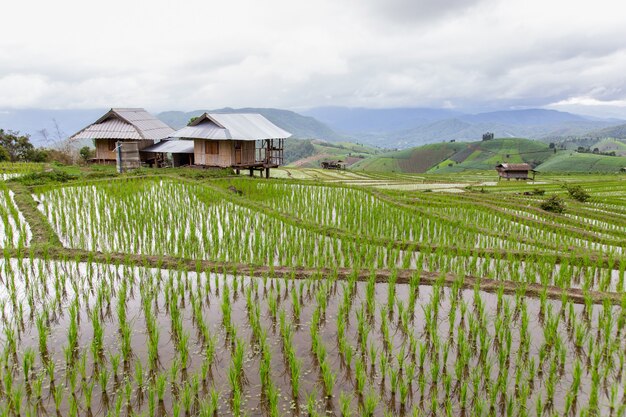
[0,183,31,248]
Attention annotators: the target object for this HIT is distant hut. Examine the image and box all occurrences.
[68,108,174,164]
[169,113,291,177]
[495,163,535,180]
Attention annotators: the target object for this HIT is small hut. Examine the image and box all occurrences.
[495,163,534,180]
[169,113,291,177]
[68,108,174,163]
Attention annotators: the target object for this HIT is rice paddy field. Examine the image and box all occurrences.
[1,163,626,416]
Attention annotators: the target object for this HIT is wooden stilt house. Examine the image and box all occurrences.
[495,163,535,180]
[68,108,174,163]
[169,113,291,177]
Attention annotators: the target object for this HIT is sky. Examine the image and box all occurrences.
[1,0,626,118]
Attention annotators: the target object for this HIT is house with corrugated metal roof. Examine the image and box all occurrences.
[495,163,535,180]
[169,113,291,177]
[69,108,174,163]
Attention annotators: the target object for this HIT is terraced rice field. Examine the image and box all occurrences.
[1,166,626,416]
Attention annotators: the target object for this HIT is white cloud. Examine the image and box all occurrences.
[0,0,625,116]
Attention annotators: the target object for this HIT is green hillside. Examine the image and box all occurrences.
[534,151,626,172]
[429,138,553,173]
[351,142,464,173]
[352,138,556,173]
[286,139,382,168]
[594,138,626,156]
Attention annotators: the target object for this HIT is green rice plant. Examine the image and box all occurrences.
[306,389,317,416]
[361,389,378,417]
[320,360,336,397]
[53,383,64,414]
[156,373,167,403]
[232,385,242,416]
[355,358,366,396]
[181,382,194,414]
[339,391,353,417]
[83,380,94,411]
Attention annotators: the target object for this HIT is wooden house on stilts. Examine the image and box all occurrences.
[169,113,291,177]
[495,163,535,180]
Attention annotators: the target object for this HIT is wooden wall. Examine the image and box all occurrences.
[95,139,154,161]
[194,140,256,167]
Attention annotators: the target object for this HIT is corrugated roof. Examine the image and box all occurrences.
[141,140,194,154]
[170,113,291,141]
[69,108,174,141]
[496,163,532,170]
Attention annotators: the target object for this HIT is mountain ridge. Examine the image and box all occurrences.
[1,106,624,148]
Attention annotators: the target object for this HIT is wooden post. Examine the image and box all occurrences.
[249,168,253,177]
[265,168,269,178]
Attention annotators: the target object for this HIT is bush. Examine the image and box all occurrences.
[565,185,590,202]
[540,195,566,213]
[11,170,78,186]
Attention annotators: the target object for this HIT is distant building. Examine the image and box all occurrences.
[68,108,174,164]
[495,163,534,180]
[169,113,291,177]
[482,132,494,141]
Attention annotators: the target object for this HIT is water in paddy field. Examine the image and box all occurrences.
[0,258,622,416]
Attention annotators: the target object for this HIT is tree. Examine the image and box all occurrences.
[79,146,94,162]
[0,129,50,162]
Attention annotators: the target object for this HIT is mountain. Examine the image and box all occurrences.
[2,106,624,150]
[586,123,626,139]
[301,106,461,133]
[458,109,587,125]
[302,107,624,148]
[158,108,345,141]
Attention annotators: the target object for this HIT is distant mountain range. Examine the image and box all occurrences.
[1,106,624,148]
[302,107,623,148]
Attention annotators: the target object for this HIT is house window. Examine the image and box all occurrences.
[108,140,117,151]
[205,141,219,155]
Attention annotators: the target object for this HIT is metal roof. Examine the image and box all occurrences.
[496,163,532,170]
[69,108,174,141]
[170,113,291,141]
[141,139,194,154]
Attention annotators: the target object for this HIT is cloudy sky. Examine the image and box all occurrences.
[1,0,625,117]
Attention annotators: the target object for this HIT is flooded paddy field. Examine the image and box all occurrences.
[1,258,625,416]
[0,167,625,415]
